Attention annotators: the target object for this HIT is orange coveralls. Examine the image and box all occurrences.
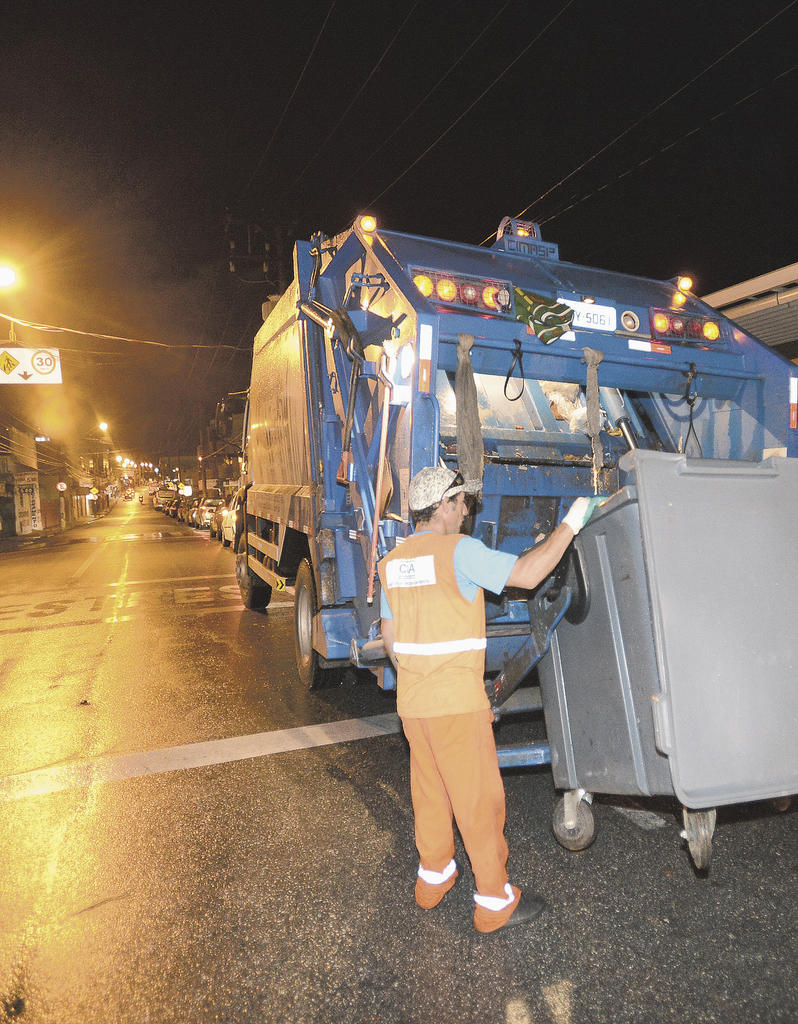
[378,531,519,922]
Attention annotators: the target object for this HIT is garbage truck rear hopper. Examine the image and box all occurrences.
[237,214,798,868]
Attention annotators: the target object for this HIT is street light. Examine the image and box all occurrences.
[98,421,109,433]
[0,266,17,289]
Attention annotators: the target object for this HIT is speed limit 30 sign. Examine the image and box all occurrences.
[0,347,63,384]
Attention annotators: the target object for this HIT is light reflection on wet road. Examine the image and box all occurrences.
[0,499,796,1024]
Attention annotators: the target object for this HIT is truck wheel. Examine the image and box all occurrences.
[236,533,272,610]
[294,558,329,690]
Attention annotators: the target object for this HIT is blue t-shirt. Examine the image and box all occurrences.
[380,533,517,619]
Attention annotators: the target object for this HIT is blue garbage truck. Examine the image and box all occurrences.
[236,214,798,867]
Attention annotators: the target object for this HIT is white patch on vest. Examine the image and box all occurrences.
[385,554,436,589]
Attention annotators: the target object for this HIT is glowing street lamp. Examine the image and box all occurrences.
[98,421,108,433]
[0,266,17,289]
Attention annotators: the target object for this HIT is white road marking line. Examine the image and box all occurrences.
[0,576,255,600]
[108,574,232,587]
[69,544,105,583]
[0,602,295,634]
[0,713,402,802]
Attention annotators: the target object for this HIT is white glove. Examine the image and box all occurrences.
[563,496,604,535]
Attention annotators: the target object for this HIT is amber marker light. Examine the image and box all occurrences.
[652,312,670,334]
[413,274,433,298]
[482,285,500,309]
[359,215,377,232]
[436,278,457,302]
[677,276,694,292]
[703,321,720,341]
[673,291,688,306]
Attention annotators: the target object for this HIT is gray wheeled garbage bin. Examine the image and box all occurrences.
[538,449,798,865]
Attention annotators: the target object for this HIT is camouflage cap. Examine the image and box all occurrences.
[408,467,467,511]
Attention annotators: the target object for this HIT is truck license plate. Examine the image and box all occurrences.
[560,299,617,332]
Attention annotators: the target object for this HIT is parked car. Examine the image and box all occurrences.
[189,496,205,526]
[154,487,176,510]
[178,497,198,524]
[221,487,246,549]
[209,495,231,538]
[197,497,223,529]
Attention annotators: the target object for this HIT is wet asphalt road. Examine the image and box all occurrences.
[0,499,796,1024]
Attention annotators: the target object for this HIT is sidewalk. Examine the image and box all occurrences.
[0,507,116,555]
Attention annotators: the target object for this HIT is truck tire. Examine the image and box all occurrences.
[294,558,332,690]
[236,532,272,610]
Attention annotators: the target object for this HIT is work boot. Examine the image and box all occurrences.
[415,861,458,909]
[473,885,546,933]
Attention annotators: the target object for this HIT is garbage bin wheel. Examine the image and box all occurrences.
[552,795,595,851]
[681,807,716,870]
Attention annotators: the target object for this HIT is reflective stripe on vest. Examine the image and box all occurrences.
[392,637,487,656]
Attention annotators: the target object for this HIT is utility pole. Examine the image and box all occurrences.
[224,212,293,292]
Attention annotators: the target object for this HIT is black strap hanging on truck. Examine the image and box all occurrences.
[455,333,484,493]
[682,362,703,457]
[503,339,525,401]
[582,347,605,495]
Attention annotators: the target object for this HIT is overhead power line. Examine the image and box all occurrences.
[482,0,798,243]
[0,407,42,435]
[0,435,82,474]
[0,312,244,351]
[348,0,512,184]
[538,62,798,231]
[364,0,579,210]
[237,1,337,202]
[288,1,421,194]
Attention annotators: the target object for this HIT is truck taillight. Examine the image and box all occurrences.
[411,267,512,314]
[482,285,500,310]
[652,312,670,333]
[650,308,722,344]
[436,278,457,301]
[413,273,433,298]
[702,321,720,341]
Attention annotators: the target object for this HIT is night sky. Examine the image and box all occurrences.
[1,0,796,456]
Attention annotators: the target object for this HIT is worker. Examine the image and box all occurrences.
[378,466,601,933]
